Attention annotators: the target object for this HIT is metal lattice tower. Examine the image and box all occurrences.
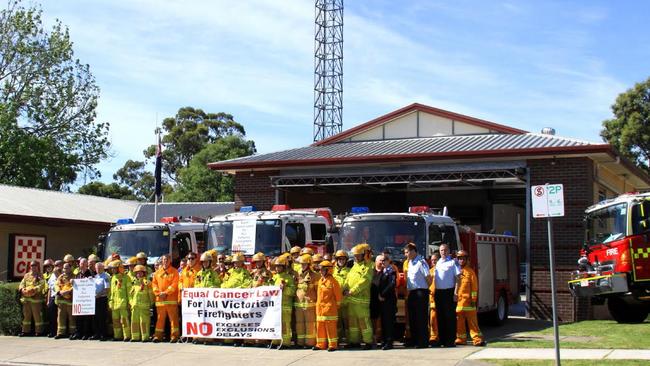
[313,0,343,142]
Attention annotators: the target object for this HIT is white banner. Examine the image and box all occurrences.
[231,219,257,255]
[181,286,282,340]
[72,278,96,316]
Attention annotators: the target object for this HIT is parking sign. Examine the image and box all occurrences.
[532,184,564,218]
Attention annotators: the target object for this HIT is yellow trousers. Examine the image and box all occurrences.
[22,301,44,334]
[295,304,316,347]
[455,310,483,345]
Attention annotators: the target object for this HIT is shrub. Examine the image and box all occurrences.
[0,282,22,335]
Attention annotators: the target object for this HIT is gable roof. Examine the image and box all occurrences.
[313,103,528,146]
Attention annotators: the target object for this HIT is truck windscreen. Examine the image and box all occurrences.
[586,203,628,246]
[104,229,169,259]
[339,219,426,262]
[206,219,283,256]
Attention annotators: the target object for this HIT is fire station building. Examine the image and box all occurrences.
[209,103,650,322]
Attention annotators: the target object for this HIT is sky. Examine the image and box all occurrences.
[37,0,650,186]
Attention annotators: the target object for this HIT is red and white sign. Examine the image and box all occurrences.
[13,235,46,278]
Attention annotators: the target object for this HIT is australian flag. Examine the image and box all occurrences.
[154,134,162,200]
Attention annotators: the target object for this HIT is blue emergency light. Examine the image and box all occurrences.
[116,218,134,225]
[239,205,257,212]
[351,206,370,214]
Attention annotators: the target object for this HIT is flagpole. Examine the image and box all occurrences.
[154,126,162,222]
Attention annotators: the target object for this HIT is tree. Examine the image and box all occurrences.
[0,1,109,189]
[167,135,256,202]
[601,77,650,173]
[113,160,155,201]
[144,107,245,183]
[77,181,136,200]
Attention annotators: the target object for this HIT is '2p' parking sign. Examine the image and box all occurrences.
[532,184,565,218]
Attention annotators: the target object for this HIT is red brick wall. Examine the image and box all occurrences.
[233,171,278,211]
[528,157,594,322]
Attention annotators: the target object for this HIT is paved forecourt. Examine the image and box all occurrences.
[468,348,650,360]
[0,336,477,366]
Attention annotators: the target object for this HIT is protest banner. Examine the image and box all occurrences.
[72,278,96,315]
[181,286,282,339]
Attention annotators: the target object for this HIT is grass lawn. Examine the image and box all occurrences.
[489,319,650,349]
[484,360,647,366]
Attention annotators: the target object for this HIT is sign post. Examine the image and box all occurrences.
[531,183,564,366]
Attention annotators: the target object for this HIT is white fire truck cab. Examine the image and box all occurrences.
[99,217,206,268]
[205,205,333,257]
[338,206,520,325]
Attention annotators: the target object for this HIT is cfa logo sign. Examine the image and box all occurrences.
[12,235,46,278]
[606,247,619,257]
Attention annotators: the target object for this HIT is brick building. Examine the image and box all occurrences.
[209,103,650,322]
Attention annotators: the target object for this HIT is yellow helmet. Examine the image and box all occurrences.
[312,254,324,263]
[63,254,75,263]
[290,246,302,255]
[87,254,100,262]
[360,243,371,252]
[127,256,138,265]
[133,265,147,273]
[299,254,312,265]
[351,245,364,255]
[224,255,233,264]
[200,252,213,262]
[456,250,469,258]
[107,260,122,269]
[136,252,147,259]
[273,256,288,267]
[334,250,348,259]
[232,253,245,263]
[319,260,333,268]
[252,252,266,262]
[300,247,314,256]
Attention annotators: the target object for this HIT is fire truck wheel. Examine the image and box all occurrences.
[487,292,509,326]
[607,297,649,324]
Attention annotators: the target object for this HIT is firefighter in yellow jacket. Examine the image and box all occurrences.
[271,256,296,349]
[108,260,132,341]
[332,250,349,342]
[54,262,75,338]
[315,260,342,351]
[152,255,180,343]
[294,253,319,348]
[19,260,47,336]
[130,265,154,342]
[343,244,374,349]
[455,250,485,346]
[429,251,441,344]
[251,252,273,287]
[290,246,302,274]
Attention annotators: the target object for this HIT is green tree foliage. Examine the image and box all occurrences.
[601,77,650,173]
[0,1,109,189]
[144,107,245,183]
[168,135,256,202]
[113,159,155,200]
[77,181,136,200]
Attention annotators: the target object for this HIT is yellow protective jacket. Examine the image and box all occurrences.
[195,268,221,288]
[252,267,274,287]
[109,272,132,310]
[295,269,320,306]
[152,266,179,306]
[273,271,296,309]
[344,260,372,305]
[221,267,253,288]
[316,274,342,319]
[332,265,349,290]
[19,272,47,303]
[55,273,74,305]
[130,277,154,309]
[456,266,479,312]
[178,263,201,302]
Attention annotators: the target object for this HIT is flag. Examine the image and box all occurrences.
[155,134,162,199]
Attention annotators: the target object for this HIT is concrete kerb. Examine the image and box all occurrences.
[468,347,650,360]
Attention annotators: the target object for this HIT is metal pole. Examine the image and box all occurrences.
[154,195,158,222]
[547,217,561,366]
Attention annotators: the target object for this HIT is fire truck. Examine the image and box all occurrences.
[338,206,520,325]
[205,205,334,257]
[98,217,206,268]
[568,192,650,323]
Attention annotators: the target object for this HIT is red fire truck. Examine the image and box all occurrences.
[568,192,650,323]
[338,206,520,325]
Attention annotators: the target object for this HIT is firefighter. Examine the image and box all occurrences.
[135,252,153,278]
[312,254,324,271]
[63,254,76,274]
[332,250,350,342]
[195,252,221,288]
[19,260,47,336]
[315,260,342,352]
[271,256,295,349]
[455,250,485,346]
[108,260,132,341]
[343,244,374,349]
[251,252,273,287]
[43,259,55,282]
[290,246,302,273]
[54,262,75,339]
[126,256,138,287]
[152,254,180,343]
[129,265,154,342]
[221,252,252,346]
[178,253,201,302]
[429,251,441,345]
[294,253,319,348]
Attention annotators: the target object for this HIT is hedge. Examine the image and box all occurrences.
[0,282,22,335]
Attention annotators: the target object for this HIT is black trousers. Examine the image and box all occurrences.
[47,299,58,336]
[380,299,397,345]
[407,289,430,348]
[435,288,457,346]
[94,297,108,339]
